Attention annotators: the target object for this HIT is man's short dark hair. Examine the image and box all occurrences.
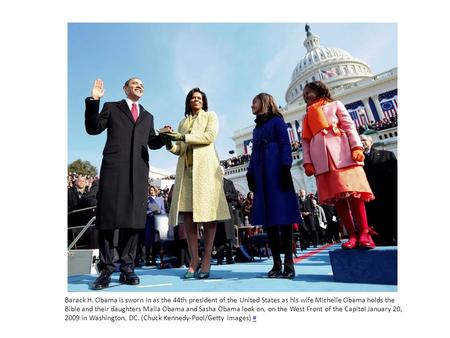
[124,77,142,87]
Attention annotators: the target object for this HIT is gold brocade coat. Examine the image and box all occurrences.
[168,110,230,225]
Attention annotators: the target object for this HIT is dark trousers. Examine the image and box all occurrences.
[266,225,294,270]
[214,223,234,262]
[136,230,158,265]
[308,221,319,248]
[97,229,140,274]
[298,221,310,250]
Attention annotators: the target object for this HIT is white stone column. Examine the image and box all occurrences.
[291,166,306,192]
[362,97,376,123]
[372,95,385,120]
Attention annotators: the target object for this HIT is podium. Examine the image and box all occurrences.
[68,249,99,276]
[329,247,397,285]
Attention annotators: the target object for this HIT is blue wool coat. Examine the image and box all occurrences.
[247,116,301,227]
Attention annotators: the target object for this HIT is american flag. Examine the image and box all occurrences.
[348,106,367,128]
[295,120,302,140]
[243,139,253,155]
[380,97,398,119]
[320,68,337,79]
[286,123,295,144]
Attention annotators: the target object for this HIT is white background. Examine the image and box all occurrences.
[0,0,448,336]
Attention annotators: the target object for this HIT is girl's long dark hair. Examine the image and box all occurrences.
[303,81,334,101]
[254,92,284,120]
[185,87,208,116]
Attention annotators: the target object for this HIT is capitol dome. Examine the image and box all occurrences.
[285,24,374,105]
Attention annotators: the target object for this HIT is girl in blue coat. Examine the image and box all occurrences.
[246,93,301,278]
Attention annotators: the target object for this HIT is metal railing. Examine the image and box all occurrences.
[68,206,96,250]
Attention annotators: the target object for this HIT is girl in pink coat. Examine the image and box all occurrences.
[301,81,375,249]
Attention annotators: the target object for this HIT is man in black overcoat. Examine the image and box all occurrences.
[85,78,164,289]
[360,134,397,246]
[298,189,316,249]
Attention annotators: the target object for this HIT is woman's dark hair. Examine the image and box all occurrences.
[303,81,334,102]
[185,87,208,116]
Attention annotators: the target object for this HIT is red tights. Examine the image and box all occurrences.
[334,196,369,235]
[335,196,374,248]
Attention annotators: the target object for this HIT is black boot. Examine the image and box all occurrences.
[266,226,282,278]
[216,245,224,265]
[281,225,295,279]
[225,242,235,264]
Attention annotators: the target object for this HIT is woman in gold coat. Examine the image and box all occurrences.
[163,88,230,279]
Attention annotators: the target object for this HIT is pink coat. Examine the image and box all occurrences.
[302,100,363,176]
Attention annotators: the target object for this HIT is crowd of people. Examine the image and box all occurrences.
[221,154,250,168]
[67,172,98,190]
[357,114,398,134]
[70,77,397,289]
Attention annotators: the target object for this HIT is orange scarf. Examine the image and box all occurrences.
[302,98,330,141]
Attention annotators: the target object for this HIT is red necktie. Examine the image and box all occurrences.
[131,103,138,122]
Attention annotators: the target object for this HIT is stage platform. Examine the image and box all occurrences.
[67,244,397,292]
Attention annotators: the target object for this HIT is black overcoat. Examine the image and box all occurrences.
[223,178,239,240]
[363,148,397,244]
[85,98,164,230]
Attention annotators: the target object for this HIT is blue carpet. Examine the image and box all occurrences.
[68,244,397,292]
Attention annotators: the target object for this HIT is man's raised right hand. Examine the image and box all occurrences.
[91,79,105,100]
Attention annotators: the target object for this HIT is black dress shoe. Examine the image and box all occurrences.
[282,270,295,279]
[91,271,111,290]
[226,258,235,264]
[267,268,282,278]
[119,272,140,285]
[283,261,295,279]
